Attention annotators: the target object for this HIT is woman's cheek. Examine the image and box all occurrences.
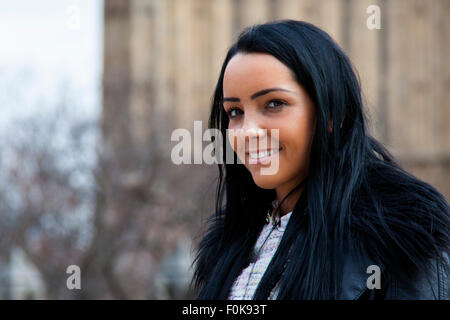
[227,130,245,164]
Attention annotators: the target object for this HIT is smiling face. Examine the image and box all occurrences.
[223,52,316,203]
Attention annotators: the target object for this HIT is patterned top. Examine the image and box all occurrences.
[227,210,293,300]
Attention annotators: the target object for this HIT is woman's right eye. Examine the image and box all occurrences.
[227,108,242,119]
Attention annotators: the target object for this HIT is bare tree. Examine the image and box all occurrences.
[0,90,215,299]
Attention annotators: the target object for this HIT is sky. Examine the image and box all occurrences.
[0,0,103,125]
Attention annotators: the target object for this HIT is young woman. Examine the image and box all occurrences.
[192,20,449,300]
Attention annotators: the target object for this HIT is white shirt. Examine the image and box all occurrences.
[227,211,293,300]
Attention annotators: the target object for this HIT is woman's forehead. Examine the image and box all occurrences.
[223,53,298,95]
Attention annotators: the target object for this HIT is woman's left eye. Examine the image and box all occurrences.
[266,99,286,110]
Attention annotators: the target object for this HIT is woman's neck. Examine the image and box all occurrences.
[275,185,305,217]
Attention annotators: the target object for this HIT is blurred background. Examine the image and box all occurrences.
[0,0,448,299]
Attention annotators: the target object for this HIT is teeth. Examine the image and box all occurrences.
[249,149,278,159]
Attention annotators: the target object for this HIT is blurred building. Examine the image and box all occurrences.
[102,0,450,298]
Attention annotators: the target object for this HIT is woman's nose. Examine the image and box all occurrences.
[242,114,267,138]
[241,117,268,152]
[244,127,267,139]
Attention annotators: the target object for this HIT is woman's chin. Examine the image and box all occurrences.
[250,173,280,190]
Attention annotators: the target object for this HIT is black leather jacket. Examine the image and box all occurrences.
[340,253,449,300]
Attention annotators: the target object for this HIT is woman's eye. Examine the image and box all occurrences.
[226,108,242,119]
[225,100,285,119]
[266,99,286,110]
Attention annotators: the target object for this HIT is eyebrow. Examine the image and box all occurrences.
[222,87,294,103]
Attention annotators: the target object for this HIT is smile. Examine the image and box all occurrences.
[246,148,282,164]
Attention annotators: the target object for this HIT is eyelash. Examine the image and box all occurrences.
[226,99,286,119]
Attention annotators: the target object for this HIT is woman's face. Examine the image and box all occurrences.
[223,52,316,199]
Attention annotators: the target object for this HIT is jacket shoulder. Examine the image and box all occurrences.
[384,253,449,300]
[340,252,449,300]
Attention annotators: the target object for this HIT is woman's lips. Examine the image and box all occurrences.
[246,147,282,165]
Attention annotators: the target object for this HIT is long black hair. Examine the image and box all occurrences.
[191,20,449,299]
